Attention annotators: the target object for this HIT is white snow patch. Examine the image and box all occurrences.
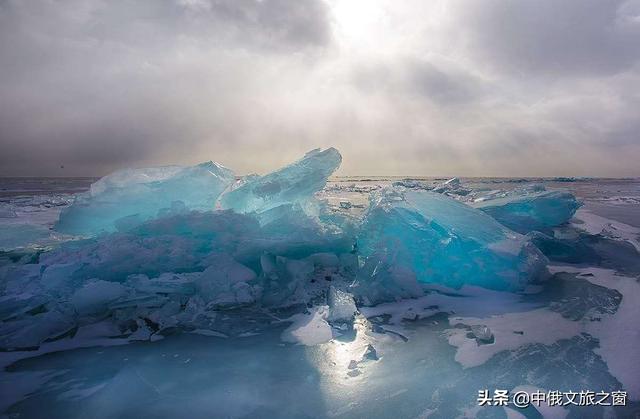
[573,208,640,252]
[549,265,640,401]
[281,306,335,346]
[446,308,582,368]
[360,285,539,325]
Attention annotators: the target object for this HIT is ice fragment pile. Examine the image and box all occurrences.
[0,147,583,351]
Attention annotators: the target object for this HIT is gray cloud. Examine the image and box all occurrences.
[352,57,488,106]
[407,60,486,105]
[450,0,640,77]
[0,0,639,177]
[0,0,332,175]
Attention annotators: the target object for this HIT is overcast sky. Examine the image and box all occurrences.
[1,0,639,177]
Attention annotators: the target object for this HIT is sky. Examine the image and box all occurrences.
[1,0,639,177]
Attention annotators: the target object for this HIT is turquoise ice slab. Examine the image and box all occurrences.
[472,189,581,234]
[357,190,548,291]
[219,148,341,214]
[55,162,235,235]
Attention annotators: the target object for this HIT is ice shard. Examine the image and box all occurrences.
[0,307,77,351]
[432,177,470,196]
[219,148,342,214]
[327,286,357,322]
[55,161,235,235]
[357,189,548,292]
[195,254,257,308]
[471,188,581,234]
[71,280,128,316]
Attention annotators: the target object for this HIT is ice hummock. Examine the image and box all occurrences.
[471,186,581,234]
[0,209,356,350]
[0,148,555,352]
[356,189,548,293]
[219,148,342,214]
[55,162,235,235]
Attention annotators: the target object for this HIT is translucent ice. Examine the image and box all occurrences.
[3,164,640,417]
[327,286,357,323]
[0,307,76,351]
[0,208,357,350]
[219,148,341,214]
[391,179,429,189]
[71,280,127,316]
[392,177,470,196]
[357,189,548,292]
[195,254,257,308]
[0,148,562,352]
[432,177,470,196]
[472,187,580,233]
[47,210,351,283]
[435,177,460,190]
[55,162,235,235]
[351,247,425,305]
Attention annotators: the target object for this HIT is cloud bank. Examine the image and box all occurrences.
[1,0,639,176]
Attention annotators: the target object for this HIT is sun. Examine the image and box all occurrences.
[327,0,449,55]
[328,0,388,50]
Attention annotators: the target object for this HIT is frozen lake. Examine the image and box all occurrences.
[1,173,639,418]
